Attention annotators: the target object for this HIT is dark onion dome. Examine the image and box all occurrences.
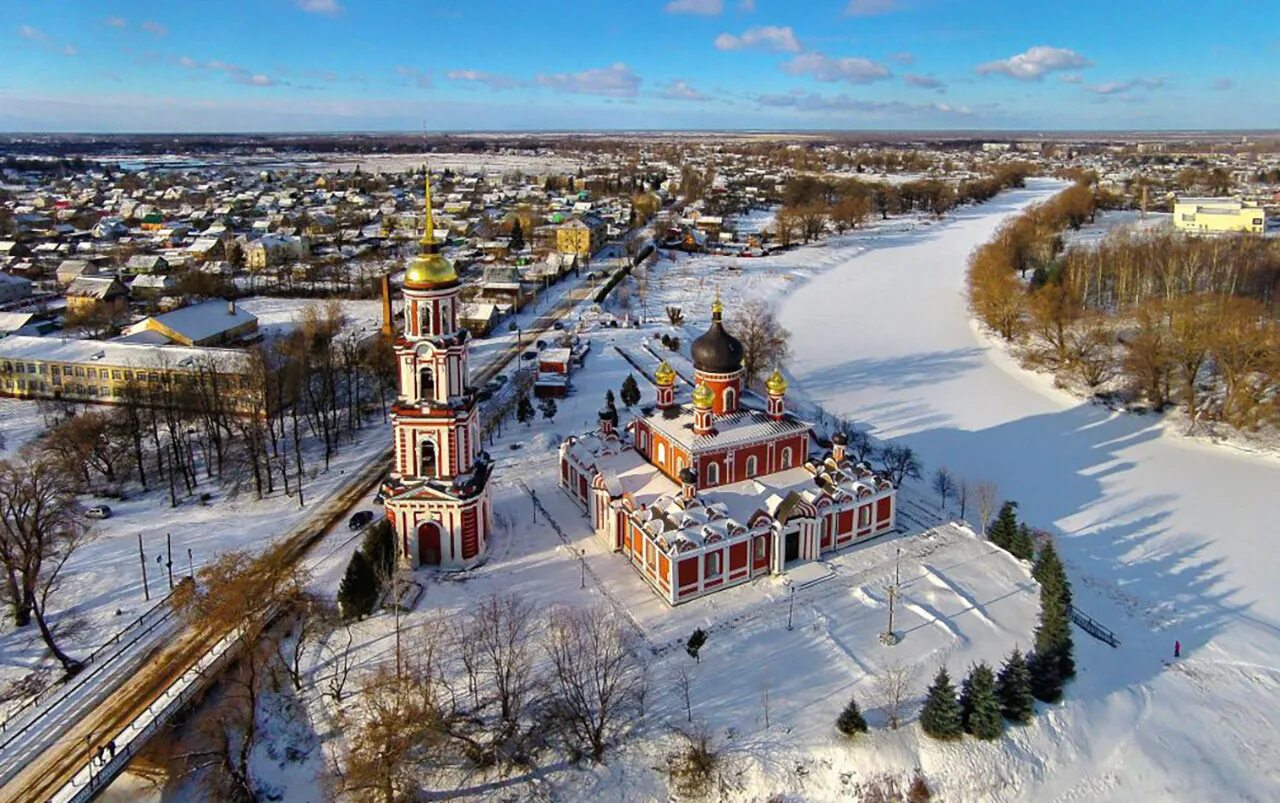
[691,297,744,374]
[832,432,848,445]
[678,467,698,485]
[598,404,619,425]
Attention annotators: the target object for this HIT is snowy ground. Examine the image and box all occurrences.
[777,179,1280,801]
[1060,209,1172,248]
[236,296,384,342]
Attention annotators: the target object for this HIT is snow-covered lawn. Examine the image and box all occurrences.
[1060,209,1172,248]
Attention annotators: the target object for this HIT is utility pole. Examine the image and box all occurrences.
[166,533,174,590]
[138,533,150,602]
[187,548,194,580]
[393,567,402,681]
[787,585,795,631]
[881,546,902,646]
[579,548,586,589]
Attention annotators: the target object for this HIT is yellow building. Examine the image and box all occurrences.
[0,336,255,409]
[1173,197,1266,235]
[554,215,606,258]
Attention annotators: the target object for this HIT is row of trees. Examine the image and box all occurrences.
[969,181,1280,431]
[338,596,646,800]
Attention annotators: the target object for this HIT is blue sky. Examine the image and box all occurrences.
[0,0,1275,132]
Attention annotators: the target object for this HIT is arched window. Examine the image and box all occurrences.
[780,447,793,469]
[657,443,667,465]
[419,367,434,400]
[723,386,736,412]
[754,534,767,558]
[418,303,432,336]
[706,551,722,578]
[707,462,720,486]
[745,455,758,477]
[638,431,647,451]
[420,439,438,478]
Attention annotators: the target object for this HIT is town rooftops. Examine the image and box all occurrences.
[127,299,258,345]
[641,402,810,452]
[0,334,249,372]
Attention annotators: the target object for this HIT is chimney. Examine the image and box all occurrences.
[832,432,848,464]
[380,273,393,337]
[679,467,697,501]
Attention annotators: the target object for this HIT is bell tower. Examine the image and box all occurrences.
[385,165,493,572]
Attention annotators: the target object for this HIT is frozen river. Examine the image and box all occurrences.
[778,180,1280,801]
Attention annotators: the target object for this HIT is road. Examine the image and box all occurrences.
[0,256,603,803]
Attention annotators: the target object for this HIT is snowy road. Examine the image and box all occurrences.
[778,180,1280,801]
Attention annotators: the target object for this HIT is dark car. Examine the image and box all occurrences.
[348,510,375,530]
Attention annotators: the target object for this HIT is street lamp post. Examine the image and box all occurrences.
[579,548,586,589]
[787,585,795,631]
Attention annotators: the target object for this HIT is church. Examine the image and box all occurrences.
[383,176,493,570]
[559,296,897,605]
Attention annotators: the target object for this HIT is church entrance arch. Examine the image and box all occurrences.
[418,521,443,566]
[784,529,800,563]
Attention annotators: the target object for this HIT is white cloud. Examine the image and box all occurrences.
[18,25,78,57]
[903,73,944,90]
[886,51,915,65]
[658,79,709,101]
[239,73,278,87]
[714,25,801,53]
[104,17,127,28]
[738,0,755,10]
[975,46,1090,80]
[1058,73,1083,84]
[1210,77,1234,91]
[665,0,723,14]
[846,0,902,15]
[1084,77,1164,95]
[295,0,342,15]
[395,66,433,89]
[756,90,969,116]
[446,70,526,91]
[536,63,641,98]
[141,21,169,37]
[781,52,892,85]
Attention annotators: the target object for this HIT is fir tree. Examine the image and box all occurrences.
[1010,523,1035,561]
[516,394,534,426]
[509,218,524,251]
[1033,538,1075,683]
[997,649,1035,724]
[1028,649,1064,703]
[836,694,868,737]
[919,667,963,740]
[620,374,641,408]
[338,550,379,620]
[360,520,396,582]
[963,663,1003,740]
[989,501,1018,551]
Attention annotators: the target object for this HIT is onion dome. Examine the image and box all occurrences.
[405,251,458,289]
[678,467,698,485]
[692,382,714,409]
[598,404,619,426]
[831,432,848,445]
[765,368,788,396]
[654,361,676,386]
[691,296,744,374]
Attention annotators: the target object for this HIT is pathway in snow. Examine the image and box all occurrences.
[777,180,1280,801]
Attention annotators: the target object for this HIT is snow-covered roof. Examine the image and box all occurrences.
[135,300,257,343]
[0,334,249,372]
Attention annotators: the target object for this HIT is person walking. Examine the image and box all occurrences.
[1174,640,1181,659]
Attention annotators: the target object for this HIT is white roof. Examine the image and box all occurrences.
[136,300,257,342]
[0,334,249,372]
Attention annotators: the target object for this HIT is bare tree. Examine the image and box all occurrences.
[957,479,969,522]
[320,611,356,704]
[544,604,645,760]
[275,589,321,693]
[874,661,917,730]
[975,481,998,536]
[729,298,792,387]
[931,467,956,511]
[877,443,922,487]
[469,594,536,738]
[0,455,89,671]
[676,666,694,723]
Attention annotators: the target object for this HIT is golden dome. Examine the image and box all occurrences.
[711,292,724,317]
[692,382,714,409]
[405,251,457,288]
[766,368,788,395]
[654,361,676,386]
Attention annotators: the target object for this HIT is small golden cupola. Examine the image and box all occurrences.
[654,361,676,386]
[404,169,458,289]
[766,367,788,396]
[692,381,715,409]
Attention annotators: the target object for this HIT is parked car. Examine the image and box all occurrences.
[348,510,375,530]
[86,505,113,520]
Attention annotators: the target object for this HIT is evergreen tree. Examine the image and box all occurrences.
[989,501,1018,551]
[360,520,396,582]
[516,394,534,426]
[1032,538,1075,683]
[997,649,1034,724]
[539,397,558,421]
[1028,649,1064,703]
[509,218,525,251]
[620,374,641,408]
[1010,523,1035,561]
[605,389,617,412]
[962,663,1003,740]
[338,550,379,620]
[836,694,868,737]
[919,667,963,739]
